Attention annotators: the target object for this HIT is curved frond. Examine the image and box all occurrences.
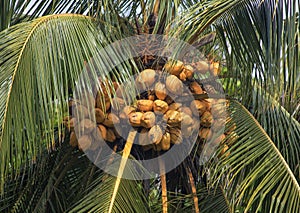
[212,101,300,212]
[0,14,133,192]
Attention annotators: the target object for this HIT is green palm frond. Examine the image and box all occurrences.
[211,100,300,212]
[252,87,300,173]
[0,14,137,192]
[69,159,149,213]
[198,184,232,213]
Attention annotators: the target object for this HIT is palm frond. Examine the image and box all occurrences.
[211,100,300,212]
[69,160,149,213]
[252,87,300,173]
[0,14,135,192]
[198,184,232,213]
[0,129,92,212]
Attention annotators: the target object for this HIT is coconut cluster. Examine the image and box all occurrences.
[63,60,233,156]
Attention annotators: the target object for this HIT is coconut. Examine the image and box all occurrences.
[78,135,92,151]
[179,71,187,81]
[105,128,117,142]
[155,82,167,100]
[183,65,194,79]
[165,75,183,95]
[218,144,230,158]
[148,125,163,144]
[211,102,227,118]
[182,124,194,138]
[164,110,182,127]
[95,94,111,112]
[168,103,182,111]
[189,81,203,94]
[194,60,213,74]
[181,113,194,127]
[141,111,156,128]
[64,117,77,131]
[95,108,105,123]
[129,112,144,127]
[69,132,78,147]
[78,119,96,134]
[198,128,212,140]
[111,97,125,112]
[169,127,182,144]
[103,113,120,128]
[137,99,153,111]
[212,134,226,146]
[190,100,208,116]
[211,118,226,133]
[200,111,213,127]
[97,124,107,139]
[153,100,169,115]
[119,106,136,120]
[164,60,184,76]
[160,132,171,150]
[136,69,157,89]
[74,105,90,120]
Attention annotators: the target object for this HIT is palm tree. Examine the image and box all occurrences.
[0,0,299,212]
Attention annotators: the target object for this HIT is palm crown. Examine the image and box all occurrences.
[0,0,299,212]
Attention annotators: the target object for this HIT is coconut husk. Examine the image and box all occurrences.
[153,100,169,114]
[166,75,183,95]
[200,111,213,127]
[78,135,92,151]
[155,82,167,100]
[105,128,117,142]
[191,100,208,116]
[168,127,182,144]
[136,69,157,89]
[164,60,184,76]
[168,103,182,111]
[164,110,182,127]
[179,71,187,81]
[137,99,153,112]
[160,132,171,150]
[95,108,105,123]
[103,113,120,128]
[141,111,156,128]
[189,81,203,94]
[198,128,212,140]
[148,125,163,144]
[129,112,144,127]
[69,131,78,147]
[78,119,96,134]
[183,65,194,80]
